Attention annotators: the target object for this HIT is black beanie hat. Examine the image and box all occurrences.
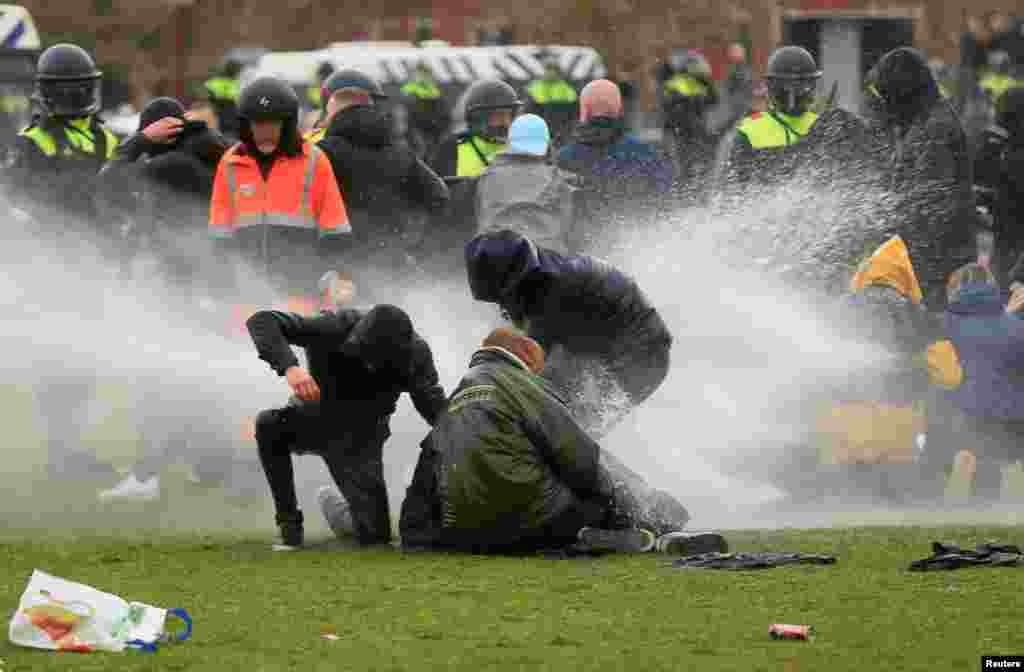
[138,97,186,132]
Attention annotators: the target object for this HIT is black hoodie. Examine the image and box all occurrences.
[864,47,975,306]
[95,120,230,286]
[317,105,448,249]
[464,230,672,406]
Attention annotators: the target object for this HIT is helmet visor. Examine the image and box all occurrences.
[37,79,101,118]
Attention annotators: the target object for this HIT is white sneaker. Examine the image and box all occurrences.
[98,474,160,502]
[317,486,354,539]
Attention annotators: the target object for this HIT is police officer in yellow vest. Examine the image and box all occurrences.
[204,58,242,140]
[9,43,118,229]
[401,62,449,158]
[306,61,335,111]
[526,60,577,144]
[430,79,522,178]
[729,45,821,182]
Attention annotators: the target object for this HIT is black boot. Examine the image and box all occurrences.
[274,510,304,550]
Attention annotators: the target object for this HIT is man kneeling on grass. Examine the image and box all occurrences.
[396,328,727,555]
[247,304,446,550]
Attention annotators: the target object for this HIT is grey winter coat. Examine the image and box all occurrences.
[475,151,577,254]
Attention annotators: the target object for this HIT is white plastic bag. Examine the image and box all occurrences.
[8,570,191,653]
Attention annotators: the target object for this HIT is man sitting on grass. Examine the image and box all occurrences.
[396,328,726,555]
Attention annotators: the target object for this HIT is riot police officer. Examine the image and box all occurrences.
[430,79,522,178]
[733,47,821,154]
[9,43,119,230]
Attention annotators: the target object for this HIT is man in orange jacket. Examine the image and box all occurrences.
[210,76,350,301]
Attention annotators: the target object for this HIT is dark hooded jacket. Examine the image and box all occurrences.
[96,118,230,288]
[317,105,449,254]
[556,117,673,249]
[864,47,975,307]
[465,231,672,405]
[400,347,610,550]
[246,306,446,431]
[974,87,1024,265]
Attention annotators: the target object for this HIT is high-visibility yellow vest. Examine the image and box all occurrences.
[664,74,709,98]
[527,79,577,105]
[205,77,241,103]
[402,79,443,100]
[980,73,1022,103]
[456,136,504,177]
[305,128,326,144]
[20,116,118,160]
[736,111,818,150]
[307,84,321,108]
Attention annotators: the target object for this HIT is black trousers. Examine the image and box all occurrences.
[255,405,392,545]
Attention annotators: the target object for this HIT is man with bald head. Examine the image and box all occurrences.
[556,80,673,250]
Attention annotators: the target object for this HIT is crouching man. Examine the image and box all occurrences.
[246,304,446,549]
[398,328,724,555]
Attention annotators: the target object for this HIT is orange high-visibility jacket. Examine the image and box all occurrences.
[209,141,350,240]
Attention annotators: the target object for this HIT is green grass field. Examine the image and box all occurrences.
[2,519,1022,672]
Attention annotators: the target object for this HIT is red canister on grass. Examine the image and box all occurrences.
[769,624,814,641]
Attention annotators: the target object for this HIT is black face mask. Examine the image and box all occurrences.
[769,80,816,117]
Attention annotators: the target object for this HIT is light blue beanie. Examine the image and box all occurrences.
[508,114,550,156]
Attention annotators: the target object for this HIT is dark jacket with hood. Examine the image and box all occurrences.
[974,87,1024,264]
[246,307,446,431]
[864,47,975,307]
[465,231,672,404]
[943,282,1024,423]
[475,150,578,254]
[403,347,610,550]
[556,117,673,248]
[317,105,449,255]
[97,120,229,280]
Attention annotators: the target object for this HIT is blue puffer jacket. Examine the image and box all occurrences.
[943,282,1024,421]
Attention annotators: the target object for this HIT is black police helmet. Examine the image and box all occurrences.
[321,69,387,105]
[34,43,103,118]
[464,79,522,141]
[765,46,821,116]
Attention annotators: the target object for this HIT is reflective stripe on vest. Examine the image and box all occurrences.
[223,144,323,233]
[401,80,442,100]
[736,111,818,150]
[20,117,118,159]
[205,77,241,103]
[527,79,577,104]
[664,75,709,98]
[456,137,503,177]
[981,74,1021,101]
